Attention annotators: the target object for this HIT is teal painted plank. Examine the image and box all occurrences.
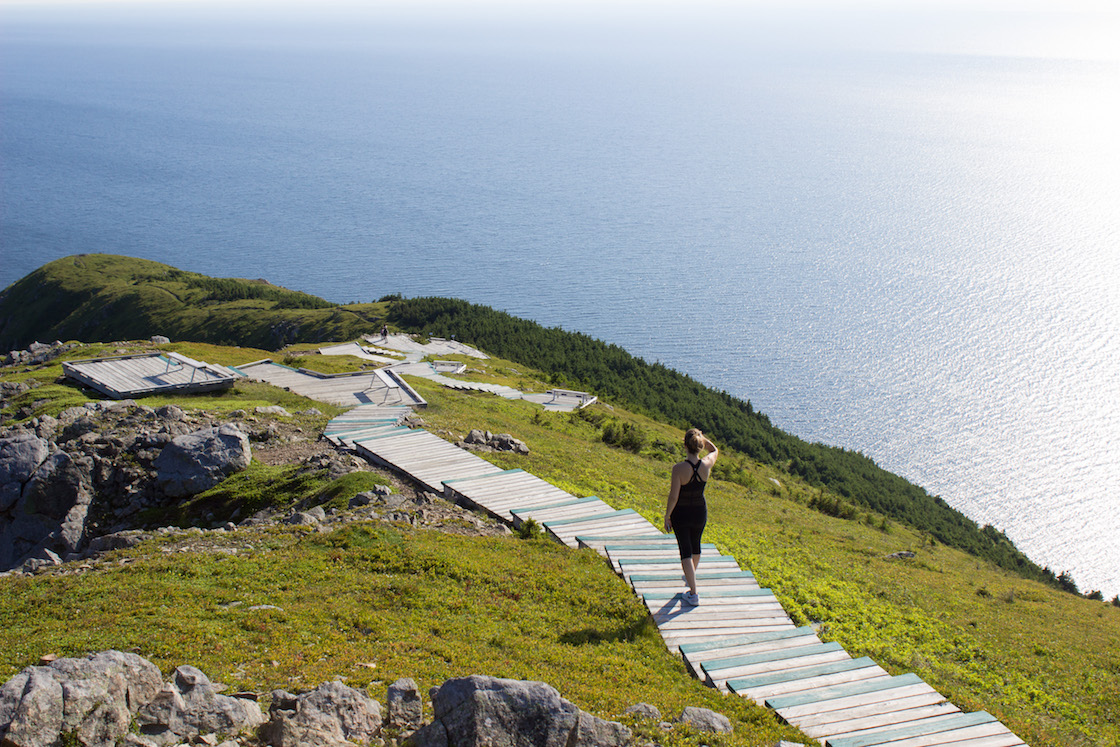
[543,509,636,527]
[680,626,816,655]
[352,427,424,441]
[703,642,845,672]
[825,711,998,747]
[643,591,771,606]
[510,496,604,514]
[442,468,526,484]
[629,570,755,582]
[619,555,737,566]
[766,673,926,711]
[728,657,879,691]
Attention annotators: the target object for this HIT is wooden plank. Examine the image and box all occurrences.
[661,622,797,648]
[825,712,997,747]
[767,673,929,715]
[684,632,822,670]
[800,701,961,739]
[728,658,889,703]
[843,720,1017,747]
[703,641,848,672]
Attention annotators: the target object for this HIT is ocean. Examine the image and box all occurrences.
[2,3,1117,597]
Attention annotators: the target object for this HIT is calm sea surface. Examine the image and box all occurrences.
[2,5,1117,596]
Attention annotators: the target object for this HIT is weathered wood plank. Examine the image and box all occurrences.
[767,673,928,715]
[728,658,889,704]
[800,701,961,739]
[825,711,997,747]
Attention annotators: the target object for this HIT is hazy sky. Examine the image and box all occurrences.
[1,0,1117,62]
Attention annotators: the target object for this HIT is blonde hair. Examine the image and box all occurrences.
[684,428,704,454]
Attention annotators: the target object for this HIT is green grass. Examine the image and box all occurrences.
[0,525,807,746]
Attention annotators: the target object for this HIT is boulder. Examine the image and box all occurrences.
[387,677,423,731]
[678,705,732,733]
[153,425,251,498]
[1,445,94,570]
[0,667,63,747]
[135,665,265,745]
[263,681,382,747]
[0,432,50,510]
[622,702,661,721]
[410,675,629,747]
[0,651,162,747]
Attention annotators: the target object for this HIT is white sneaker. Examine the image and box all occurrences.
[682,591,700,606]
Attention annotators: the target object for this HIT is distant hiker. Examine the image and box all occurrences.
[664,428,718,606]
[381,325,388,340]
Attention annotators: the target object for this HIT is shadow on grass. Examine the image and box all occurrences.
[559,616,658,646]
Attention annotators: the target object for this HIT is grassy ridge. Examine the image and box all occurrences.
[386,297,1053,587]
[0,254,387,351]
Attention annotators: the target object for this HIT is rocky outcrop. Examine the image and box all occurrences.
[678,705,733,733]
[459,430,529,455]
[0,400,257,573]
[153,425,251,498]
[262,681,381,747]
[0,432,94,571]
[134,666,265,746]
[408,675,631,747]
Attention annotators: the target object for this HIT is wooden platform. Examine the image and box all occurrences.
[238,360,427,408]
[63,352,240,399]
[322,407,1029,747]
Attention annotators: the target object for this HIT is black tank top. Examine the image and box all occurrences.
[677,459,707,506]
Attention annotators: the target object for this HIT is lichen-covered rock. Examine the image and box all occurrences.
[387,677,423,731]
[135,665,265,745]
[678,705,732,733]
[0,651,162,747]
[410,676,629,747]
[153,425,251,497]
[263,681,382,747]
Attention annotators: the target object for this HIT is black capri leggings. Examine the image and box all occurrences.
[670,502,707,559]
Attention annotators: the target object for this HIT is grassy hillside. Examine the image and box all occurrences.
[0,254,389,351]
[385,297,1057,589]
[1,342,1117,746]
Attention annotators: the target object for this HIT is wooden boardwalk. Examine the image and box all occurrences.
[238,361,427,408]
[63,352,239,399]
[326,406,1029,747]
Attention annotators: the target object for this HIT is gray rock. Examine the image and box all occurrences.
[0,651,161,747]
[414,675,629,747]
[155,405,186,422]
[86,529,149,555]
[285,511,319,526]
[255,406,292,417]
[0,667,63,747]
[678,705,732,733]
[153,425,251,498]
[1,446,94,570]
[135,665,265,745]
[263,681,382,747]
[387,677,422,731]
[150,336,171,345]
[306,506,327,522]
[622,702,661,721]
[348,492,374,508]
[0,432,51,503]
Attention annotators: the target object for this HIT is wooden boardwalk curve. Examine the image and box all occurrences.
[325,404,1029,746]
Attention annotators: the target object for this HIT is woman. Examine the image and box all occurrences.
[664,428,718,606]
